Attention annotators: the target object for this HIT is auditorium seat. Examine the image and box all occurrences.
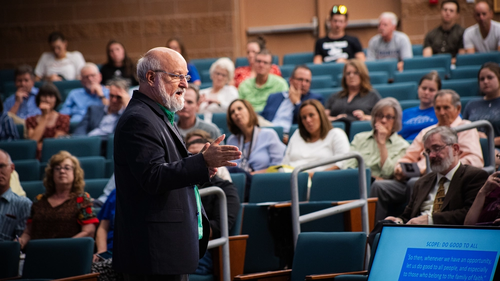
[441,78,479,97]
[349,121,372,141]
[248,173,309,203]
[263,126,284,142]
[13,159,40,181]
[190,58,218,75]
[365,59,398,80]
[306,63,345,87]
[311,75,333,89]
[0,140,37,160]
[40,136,102,162]
[200,82,212,90]
[279,64,295,78]
[21,181,45,201]
[79,156,106,179]
[450,65,481,80]
[309,169,371,201]
[212,112,228,137]
[201,70,211,83]
[373,82,418,100]
[230,173,246,203]
[403,54,451,76]
[399,99,421,110]
[283,52,314,65]
[412,44,423,56]
[84,178,109,199]
[314,87,342,104]
[235,56,279,68]
[16,124,24,139]
[455,52,500,67]
[53,80,82,103]
[337,71,388,85]
[0,241,20,278]
[393,68,446,84]
[288,121,345,138]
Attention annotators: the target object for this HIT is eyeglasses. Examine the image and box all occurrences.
[153,70,191,82]
[375,114,396,120]
[292,77,311,83]
[424,144,452,155]
[109,94,122,100]
[53,165,74,172]
[213,71,228,78]
[255,59,271,65]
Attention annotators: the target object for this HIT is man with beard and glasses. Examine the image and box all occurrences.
[385,126,487,225]
[370,89,483,222]
[113,47,241,280]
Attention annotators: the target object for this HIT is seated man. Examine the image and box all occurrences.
[423,0,465,63]
[371,90,484,221]
[386,126,487,225]
[366,12,413,71]
[261,65,323,134]
[60,63,110,123]
[177,85,221,140]
[73,78,130,138]
[4,64,41,122]
[0,149,32,241]
[238,49,289,112]
[464,1,500,53]
[313,5,365,64]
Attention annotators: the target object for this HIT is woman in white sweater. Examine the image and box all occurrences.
[282,99,350,177]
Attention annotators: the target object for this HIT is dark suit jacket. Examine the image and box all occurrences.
[113,91,210,275]
[400,164,488,225]
[260,91,324,124]
[72,105,107,136]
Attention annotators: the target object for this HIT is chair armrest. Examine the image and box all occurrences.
[234,269,292,281]
[54,273,100,281]
[0,276,21,281]
[305,270,368,280]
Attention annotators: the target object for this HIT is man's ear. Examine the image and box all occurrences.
[452,143,460,154]
[145,71,156,87]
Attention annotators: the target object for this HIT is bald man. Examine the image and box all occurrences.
[113,47,241,280]
[464,1,500,53]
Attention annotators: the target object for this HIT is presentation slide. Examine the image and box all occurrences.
[368,227,500,281]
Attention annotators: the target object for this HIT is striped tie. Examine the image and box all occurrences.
[433,177,447,213]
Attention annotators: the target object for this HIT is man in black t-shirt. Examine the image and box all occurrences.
[313,5,365,64]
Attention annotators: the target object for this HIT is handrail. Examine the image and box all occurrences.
[199,186,230,281]
[290,152,369,248]
[247,17,318,36]
[452,120,495,174]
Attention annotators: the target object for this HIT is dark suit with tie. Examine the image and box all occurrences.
[400,164,488,225]
[113,91,210,275]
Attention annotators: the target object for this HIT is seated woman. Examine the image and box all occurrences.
[399,71,441,141]
[463,62,500,149]
[166,38,201,85]
[199,58,238,121]
[26,83,69,159]
[35,32,86,81]
[342,98,409,180]
[233,37,282,88]
[100,40,138,86]
[325,59,381,134]
[226,99,286,174]
[464,171,500,225]
[18,151,98,248]
[282,100,350,177]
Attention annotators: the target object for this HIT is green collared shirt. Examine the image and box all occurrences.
[238,74,289,112]
[343,130,410,179]
[157,103,175,125]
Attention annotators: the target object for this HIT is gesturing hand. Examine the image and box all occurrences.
[201,135,242,168]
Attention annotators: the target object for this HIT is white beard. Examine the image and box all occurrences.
[157,78,185,112]
[430,147,455,174]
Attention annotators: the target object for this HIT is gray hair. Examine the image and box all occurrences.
[434,89,461,108]
[81,62,100,75]
[371,97,403,133]
[422,126,458,145]
[137,54,162,83]
[0,149,13,164]
[379,12,398,26]
[106,78,130,94]
[209,57,235,83]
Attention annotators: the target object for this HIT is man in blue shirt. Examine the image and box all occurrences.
[4,64,41,121]
[261,65,324,134]
[0,149,31,241]
[60,63,110,123]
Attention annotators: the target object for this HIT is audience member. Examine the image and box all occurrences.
[0,149,31,241]
[185,129,212,144]
[366,12,413,71]
[166,38,201,85]
[176,85,221,139]
[4,64,41,121]
[423,0,464,63]
[313,5,365,64]
[325,59,381,134]
[234,37,282,88]
[73,78,130,138]
[226,99,286,174]
[187,138,232,182]
[464,171,500,225]
[35,32,86,81]
[0,99,19,141]
[100,40,138,86]
[59,63,110,123]
[371,90,484,221]
[199,58,238,120]
[18,151,98,248]
[463,62,500,147]
[282,100,349,177]
[464,1,500,53]
[238,49,289,112]
[343,98,409,180]
[385,126,487,225]
[261,65,324,135]
[399,71,441,141]
[26,83,69,159]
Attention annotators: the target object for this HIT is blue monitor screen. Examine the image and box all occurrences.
[368,225,500,281]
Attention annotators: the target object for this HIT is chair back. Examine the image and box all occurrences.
[84,178,109,199]
[230,173,246,203]
[310,169,372,201]
[41,137,101,162]
[249,172,308,203]
[349,121,372,142]
[0,140,37,160]
[22,237,94,279]
[21,180,45,201]
[79,156,106,179]
[13,159,40,181]
[0,241,20,278]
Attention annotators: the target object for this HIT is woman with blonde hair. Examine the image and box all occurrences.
[18,151,97,248]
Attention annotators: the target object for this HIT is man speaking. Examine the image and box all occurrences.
[113,47,241,280]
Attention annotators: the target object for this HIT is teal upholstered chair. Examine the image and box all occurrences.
[0,241,20,278]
